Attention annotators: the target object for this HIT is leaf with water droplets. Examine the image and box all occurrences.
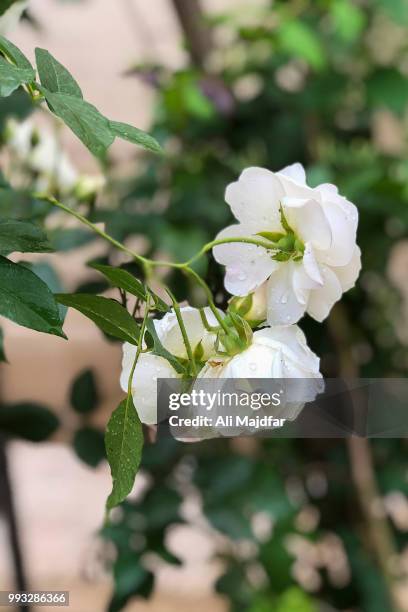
[105,396,144,510]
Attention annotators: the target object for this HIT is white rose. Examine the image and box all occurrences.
[213,164,361,326]
[0,1,27,36]
[199,325,321,379]
[198,325,323,425]
[120,306,221,424]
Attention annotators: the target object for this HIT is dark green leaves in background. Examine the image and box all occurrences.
[73,426,105,468]
[70,368,99,415]
[0,219,53,255]
[56,294,140,344]
[105,396,143,510]
[0,402,59,442]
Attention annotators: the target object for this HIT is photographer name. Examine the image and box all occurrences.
[169,414,286,428]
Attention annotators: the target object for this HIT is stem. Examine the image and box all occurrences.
[328,304,403,612]
[165,288,197,376]
[181,236,277,267]
[38,193,275,270]
[34,193,151,269]
[170,0,212,68]
[183,266,230,335]
[128,295,151,395]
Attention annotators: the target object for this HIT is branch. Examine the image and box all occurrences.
[328,303,403,612]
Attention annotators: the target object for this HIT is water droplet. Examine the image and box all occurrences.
[249,362,257,372]
[281,294,288,304]
[238,272,247,281]
[286,315,291,321]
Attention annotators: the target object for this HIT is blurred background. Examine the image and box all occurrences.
[1,0,408,610]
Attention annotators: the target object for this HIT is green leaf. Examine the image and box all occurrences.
[35,48,82,98]
[0,35,33,69]
[90,263,169,312]
[0,219,53,255]
[330,0,366,42]
[0,256,66,337]
[73,426,106,467]
[29,261,67,323]
[70,368,99,414]
[145,318,186,374]
[0,58,35,97]
[50,227,97,251]
[375,0,408,25]
[105,396,144,509]
[0,326,7,362]
[90,264,147,300]
[278,21,326,71]
[55,293,140,344]
[0,402,60,441]
[367,69,408,116]
[109,120,162,154]
[40,88,114,157]
[275,587,317,612]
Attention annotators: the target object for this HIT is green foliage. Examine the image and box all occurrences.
[90,263,169,312]
[35,47,83,98]
[105,397,143,510]
[277,21,326,71]
[0,256,65,337]
[70,368,99,414]
[0,219,53,255]
[55,294,140,344]
[0,59,35,97]
[40,88,114,158]
[0,402,59,441]
[73,426,105,467]
[109,121,162,154]
[0,36,33,70]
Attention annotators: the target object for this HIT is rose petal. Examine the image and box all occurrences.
[266,262,306,325]
[155,306,220,359]
[277,162,307,185]
[307,265,343,322]
[316,194,358,267]
[333,245,361,292]
[225,167,284,232]
[213,224,279,295]
[282,197,332,251]
[124,353,179,424]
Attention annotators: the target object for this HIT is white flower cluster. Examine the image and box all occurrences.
[121,164,361,427]
[3,118,105,198]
